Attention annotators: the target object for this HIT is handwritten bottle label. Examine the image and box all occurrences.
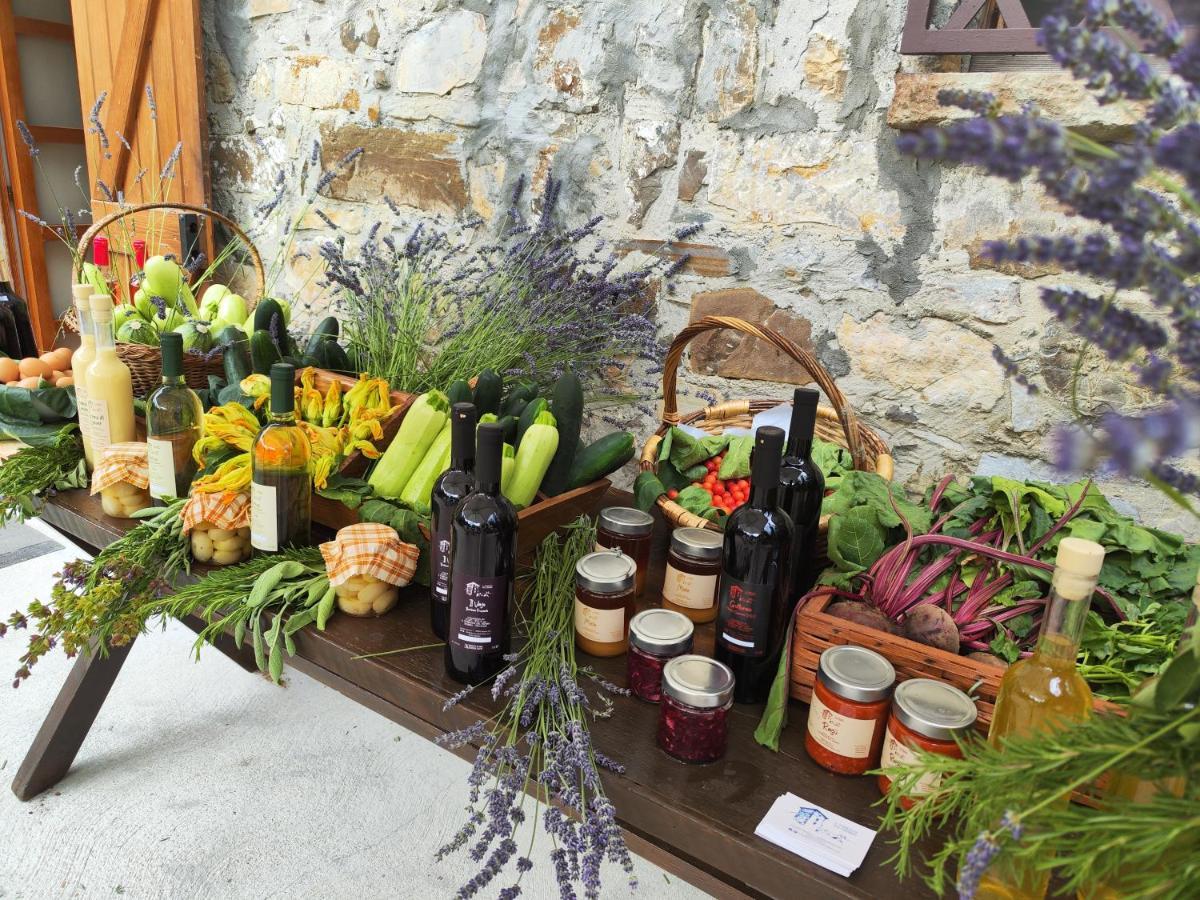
[85,399,111,452]
[663,563,718,610]
[807,693,877,760]
[717,575,771,656]
[574,599,625,643]
[432,514,452,602]
[449,575,509,653]
[146,438,176,499]
[250,480,278,551]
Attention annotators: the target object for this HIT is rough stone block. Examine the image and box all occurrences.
[276,55,358,109]
[394,10,487,95]
[695,0,757,121]
[677,150,707,202]
[803,35,847,99]
[249,0,294,18]
[617,240,733,277]
[687,288,815,385]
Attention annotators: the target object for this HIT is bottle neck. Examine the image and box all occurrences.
[785,437,814,459]
[76,306,96,347]
[453,448,476,472]
[476,472,500,495]
[268,409,296,426]
[750,478,779,509]
[161,374,186,388]
[93,314,117,354]
[1035,577,1096,661]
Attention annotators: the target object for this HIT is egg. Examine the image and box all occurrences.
[50,347,73,370]
[50,370,64,381]
[18,357,51,379]
[0,358,19,383]
[17,376,42,388]
[56,376,74,387]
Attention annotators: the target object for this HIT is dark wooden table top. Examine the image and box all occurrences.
[37,488,937,900]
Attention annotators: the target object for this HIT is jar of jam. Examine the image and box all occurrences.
[596,507,654,597]
[877,678,977,807]
[627,608,694,702]
[661,526,723,623]
[574,549,637,657]
[657,655,734,764]
[805,645,895,775]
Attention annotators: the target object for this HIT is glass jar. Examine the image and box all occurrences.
[596,507,654,597]
[574,549,636,657]
[627,608,694,702]
[657,655,735,764]
[99,480,152,519]
[190,522,252,566]
[336,574,400,617]
[661,526,723,623]
[805,645,896,775]
[877,678,977,807]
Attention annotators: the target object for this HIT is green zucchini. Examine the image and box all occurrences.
[223,334,252,385]
[321,340,353,373]
[500,382,537,417]
[447,379,472,405]
[497,415,517,446]
[515,397,547,448]
[253,297,284,333]
[472,368,502,416]
[566,432,635,489]
[539,372,583,496]
[250,329,281,375]
[304,317,339,356]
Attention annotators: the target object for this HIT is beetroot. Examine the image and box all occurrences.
[826,601,901,635]
[966,651,1007,669]
[902,604,961,654]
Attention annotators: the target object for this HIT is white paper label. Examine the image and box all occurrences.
[574,598,625,644]
[146,438,176,499]
[250,481,278,551]
[662,562,718,610]
[879,729,941,797]
[84,399,111,451]
[806,693,878,760]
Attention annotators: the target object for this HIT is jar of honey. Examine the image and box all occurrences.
[596,507,654,597]
[661,527,723,623]
[877,678,977,807]
[805,645,895,775]
[657,655,735,764]
[574,549,637,657]
[627,608,694,702]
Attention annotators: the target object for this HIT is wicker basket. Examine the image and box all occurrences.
[639,315,893,556]
[64,202,264,396]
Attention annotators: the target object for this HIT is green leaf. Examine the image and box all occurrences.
[268,639,283,683]
[656,460,692,492]
[0,384,77,424]
[811,439,854,484]
[718,435,753,480]
[754,626,796,752]
[826,505,886,573]
[675,484,715,518]
[316,475,373,510]
[633,470,666,512]
[0,414,70,446]
[248,560,307,607]
[1154,651,1200,713]
[233,617,246,649]
[252,617,266,670]
[316,585,336,631]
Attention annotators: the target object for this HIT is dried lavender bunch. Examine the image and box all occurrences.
[437,518,635,900]
[896,0,1200,514]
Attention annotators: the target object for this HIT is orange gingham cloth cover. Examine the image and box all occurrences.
[320,522,419,588]
[181,490,251,535]
[90,442,149,494]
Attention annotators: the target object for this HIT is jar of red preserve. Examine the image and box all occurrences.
[627,608,694,702]
[596,507,654,597]
[657,655,734,764]
[805,645,895,775]
[877,678,977,807]
[661,527,723,623]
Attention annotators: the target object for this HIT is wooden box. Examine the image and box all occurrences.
[301,368,413,478]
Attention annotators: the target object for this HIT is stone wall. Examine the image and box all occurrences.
[202,0,1198,537]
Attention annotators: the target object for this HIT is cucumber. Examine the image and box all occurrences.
[539,371,583,496]
[321,340,353,373]
[253,297,284,333]
[515,398,547,448]
[501,382,537,417]
[447,379,472,406]
[281,355,302,369]
[497,415,517,446]
[223,333,252,385]
[250,329,281,375]
[566,432,635,489]
[304,317,339,357]
[472,368,502,416]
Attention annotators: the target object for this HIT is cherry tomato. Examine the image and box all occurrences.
[667,488,679,500]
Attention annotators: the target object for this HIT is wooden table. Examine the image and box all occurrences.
[14,489,936,900]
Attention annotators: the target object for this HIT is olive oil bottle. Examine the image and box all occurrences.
[250,363,311,552]
[146,332,203,502]
[977,537,1105,900]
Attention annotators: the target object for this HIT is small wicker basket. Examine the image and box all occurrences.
[65,202,264,396]
[639,316,893,556]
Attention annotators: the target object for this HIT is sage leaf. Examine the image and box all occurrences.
[284,632,296,656]
[268,640,283,683]
[252,616,266,671]
[285,607,317,635]
[316,585,336,631]
[248,561,307,608]
[233,617,246,649]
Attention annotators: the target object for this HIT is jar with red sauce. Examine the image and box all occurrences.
[661,527,723,623]
[656,655,734,764]
[805,645,895,775]
[596,507,654,597]
[877,678,977,807]
[627,608,694,702]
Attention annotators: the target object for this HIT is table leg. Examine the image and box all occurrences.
[10,639,135,801]
[178,615,259,674]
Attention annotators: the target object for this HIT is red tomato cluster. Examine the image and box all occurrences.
[666,453,751,515]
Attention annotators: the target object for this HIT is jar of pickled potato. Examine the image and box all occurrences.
[181,490,253,567]
[91,443,152,520]
[190,522,252,566]
[100,480,152,519]
[319,522,421,619]
[335,574,401,617]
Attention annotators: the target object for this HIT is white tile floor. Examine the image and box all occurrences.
[0,518,706,899]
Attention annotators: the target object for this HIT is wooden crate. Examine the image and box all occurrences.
[301,368,412,478]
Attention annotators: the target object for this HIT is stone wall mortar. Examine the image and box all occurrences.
[201,0,1198,537]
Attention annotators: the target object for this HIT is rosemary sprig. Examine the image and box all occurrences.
[0,425,87,523]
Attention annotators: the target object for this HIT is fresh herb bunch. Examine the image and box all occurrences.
[153,548,330,683]
[879,619,1200,899]
[0,498,188,686]
[437,518,635,900]
[896,0,1200,515]
[0,424,87,522]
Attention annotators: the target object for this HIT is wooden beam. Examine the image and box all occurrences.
[27,124,85,144]
[97,0,159,191]
[13,15,73,42]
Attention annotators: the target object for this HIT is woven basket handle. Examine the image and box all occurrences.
[661,314,866,469]
[73,201,265,304]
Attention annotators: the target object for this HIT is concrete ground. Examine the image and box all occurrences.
[0,518,706,899]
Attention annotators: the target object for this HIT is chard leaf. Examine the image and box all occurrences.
[633,471,665,512]
[827,506,886,573]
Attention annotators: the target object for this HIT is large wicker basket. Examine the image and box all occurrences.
[65,202,263,396]
[639,315,892,558]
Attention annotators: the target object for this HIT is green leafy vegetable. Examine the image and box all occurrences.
[718,435,753,480]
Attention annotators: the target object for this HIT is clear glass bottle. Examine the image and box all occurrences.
[71,283,97,469]
[85,294,135,453]
[250,363,312,552]
[146,332,202,502]
[978,537,1105,900]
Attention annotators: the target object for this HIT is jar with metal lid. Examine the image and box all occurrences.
[574,549,637,657]
[657,655,735,764]
[661,527,723,623]
[877,678,977,807]
[627,608,694,702]
[596,507,654,597]
[805,645,896,775]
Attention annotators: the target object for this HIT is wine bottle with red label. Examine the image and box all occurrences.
[445,422,517,684]
[430,402,477,640]
[714,425,793,704]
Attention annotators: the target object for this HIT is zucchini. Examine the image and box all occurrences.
[539,371,583,496]
[497,415,517,446]
[304,317,339,356]
[321,340,353,373]
[223,334,252,384]
[566,432,635,489]
[500,382,537,417]
[515,397,547,448]
[472,368,502,416]
[253,297,284,333]
[367,390,451,498]
[250,329,281,375]
[504,410,558,508]
[447,379,472,406]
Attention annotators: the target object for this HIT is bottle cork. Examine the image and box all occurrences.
[72,282,93,306]
[89,293,114,317]
[1051,536,1105,602]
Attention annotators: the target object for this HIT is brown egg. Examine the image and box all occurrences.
[49,347,73,371]
[0,358,19,383]
[18,357,51,379]
[18,376,43,388]
[39,351,58,367]
[56,375,74,387]
[50,370,64,381]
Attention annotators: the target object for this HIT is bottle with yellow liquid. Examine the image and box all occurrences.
[84,293,135,453]
[70,283,96,468]
[977,536,1106,900]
